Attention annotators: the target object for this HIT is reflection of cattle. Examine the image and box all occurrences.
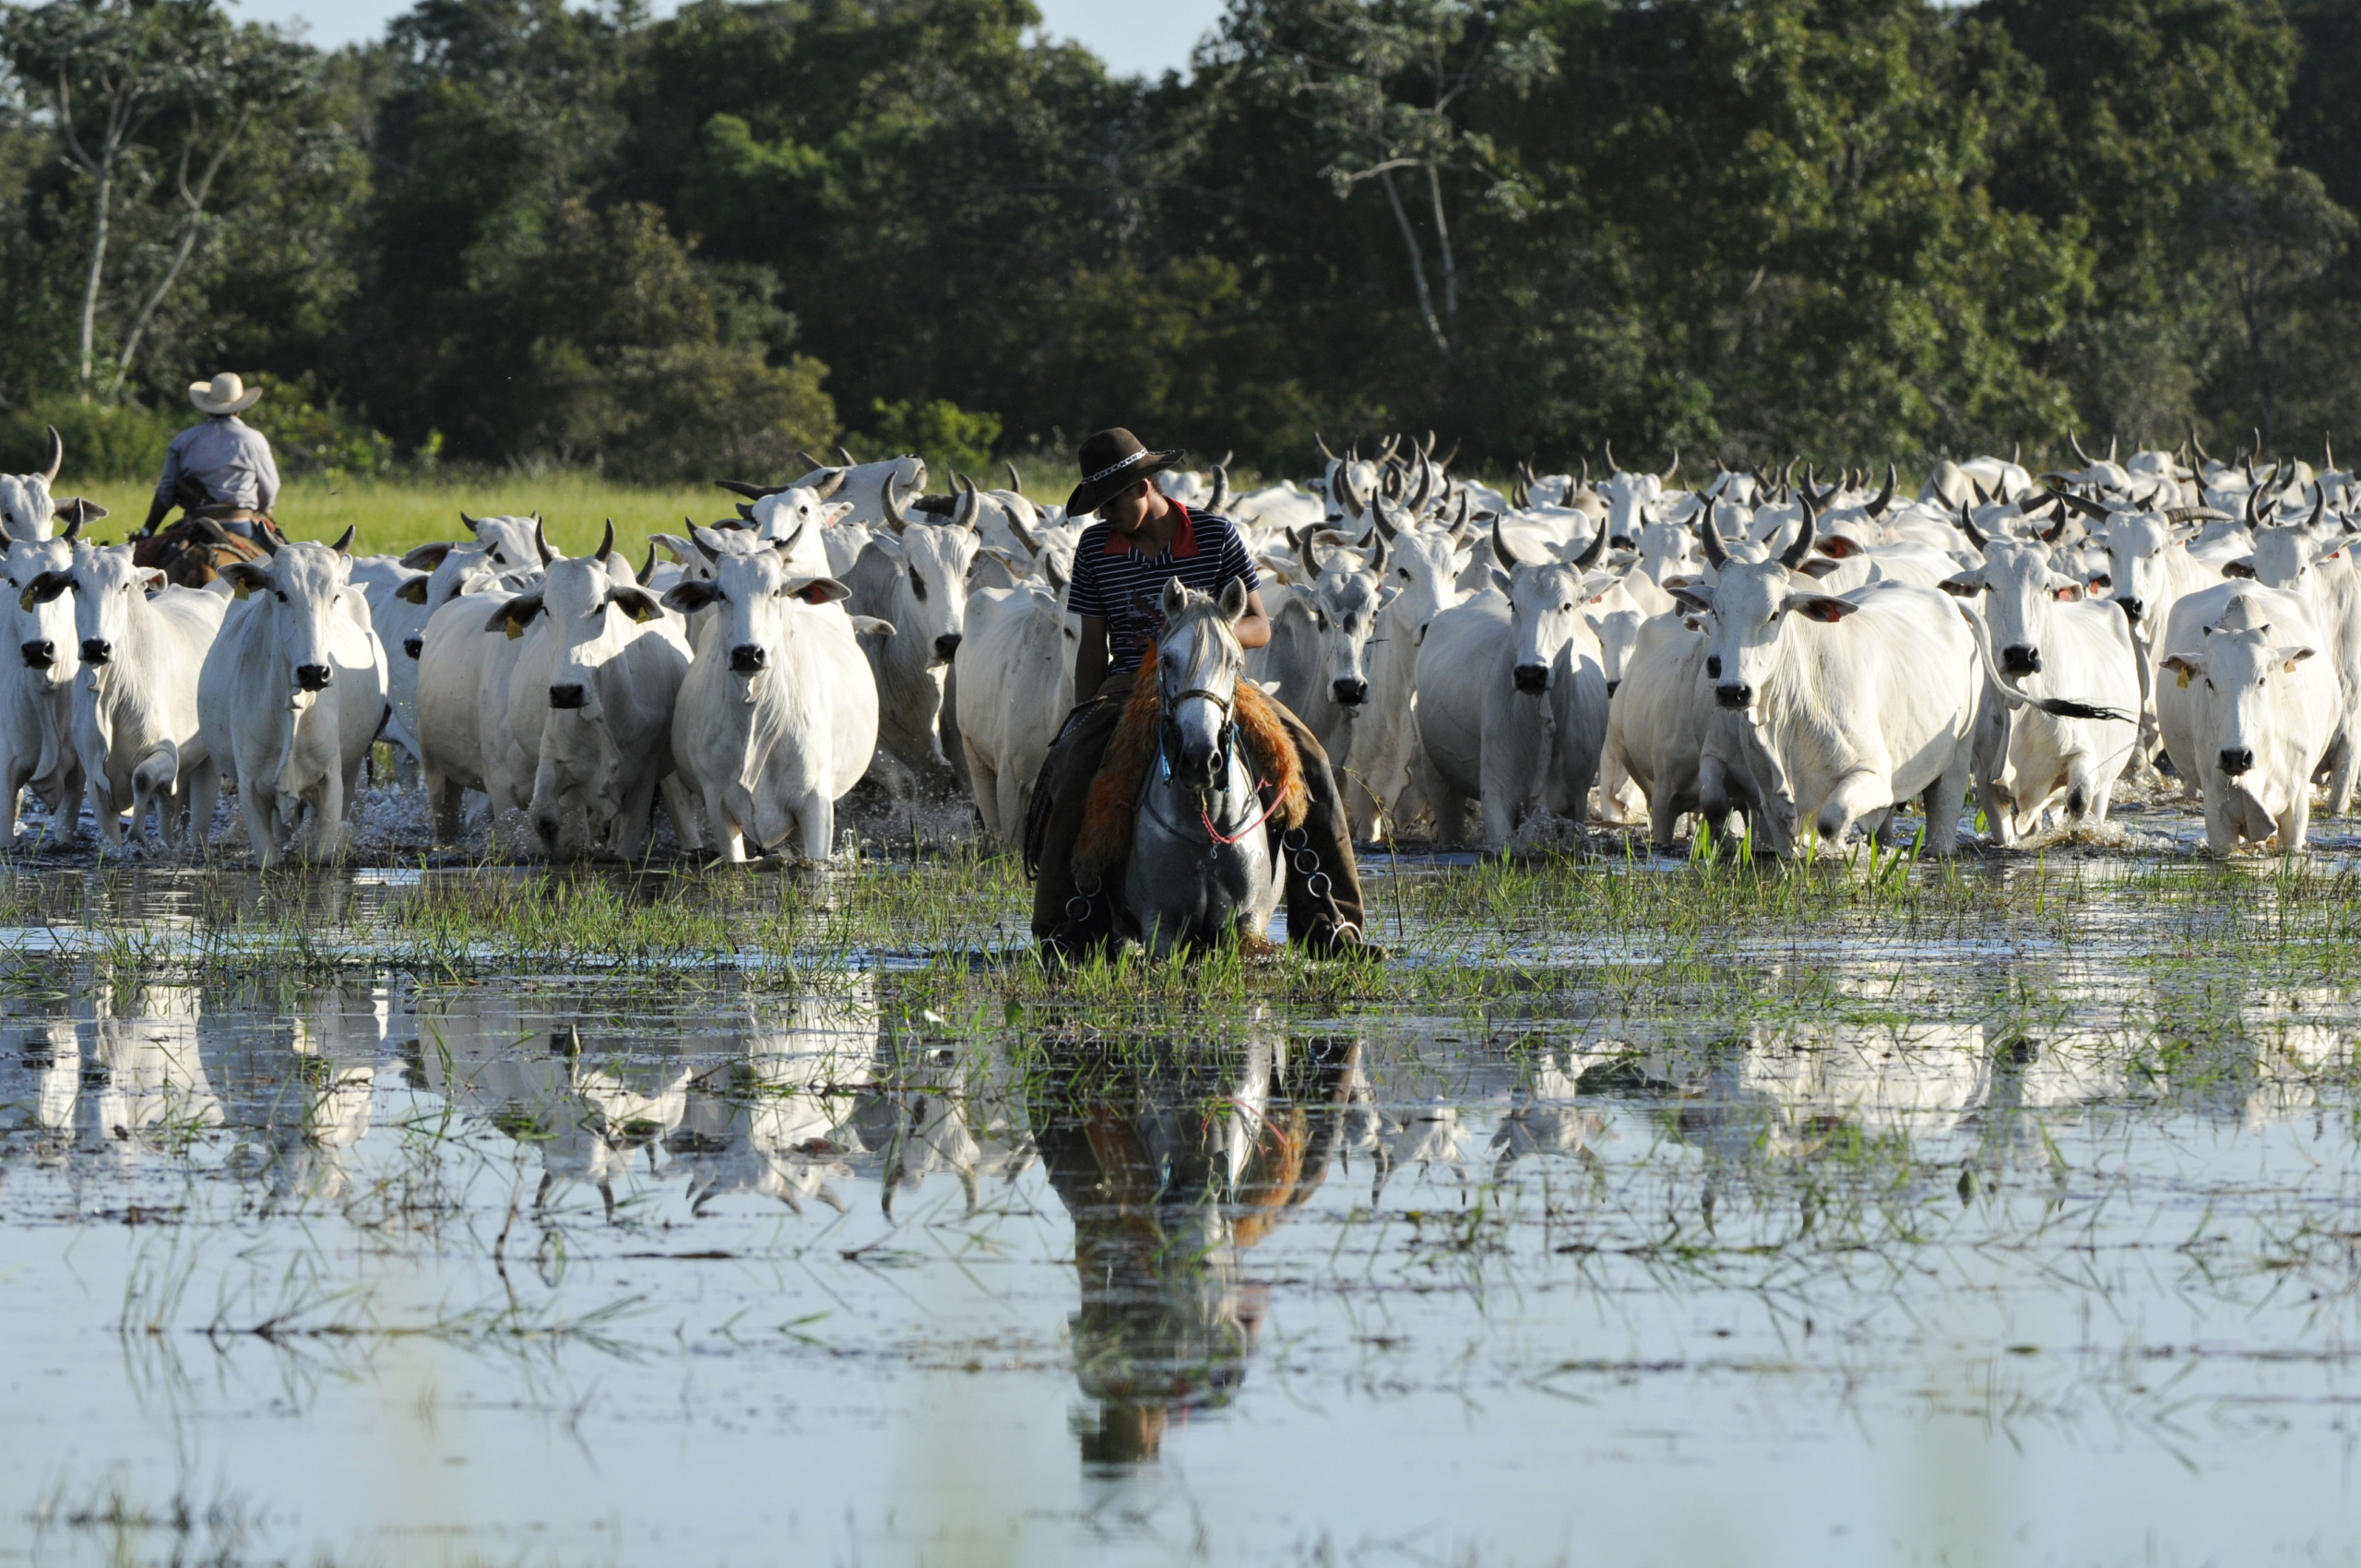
[667,990,880,1217]
[1029,1032,1358,1466]
[872,1037,1038,1219]
[0,1007,77,1155]
[77,984,222,1160]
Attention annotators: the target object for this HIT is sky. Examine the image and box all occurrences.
[228,0,1228,77]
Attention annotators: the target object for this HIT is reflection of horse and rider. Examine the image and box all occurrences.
[1026,428,1381,961]
[1030,1033,1361,1465]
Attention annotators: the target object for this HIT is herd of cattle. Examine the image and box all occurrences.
[0,426,2350,865]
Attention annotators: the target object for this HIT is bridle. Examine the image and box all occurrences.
[1150,616,1280,849]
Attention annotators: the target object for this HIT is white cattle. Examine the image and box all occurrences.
[1249,529,1383,778]
[1354,510,1472,836]
[841,481,979,791]
[663,529,878,861]
[481,523,691,859]
[196,535,388,863]
[373,540,519,774]
[1417,524,1615,849]
[1601,612,1717,850]
[785,453,926,531]
[456,511,554,576]
[1674,509,1982,856]
[2158,588,2340,854]
[0,531,84,839]
[0,427,103,543]
[415,580,531,842]
[2223,505,2361,812]
[70,542,229,846]
[955,564,1075,847]
[1939,519,2141,842]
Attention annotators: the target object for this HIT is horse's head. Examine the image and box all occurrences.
[1157,575,1249,790]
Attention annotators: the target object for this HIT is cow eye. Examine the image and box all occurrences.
[492,551,506,564]
[275,590,288,602]
[908,567,927,600]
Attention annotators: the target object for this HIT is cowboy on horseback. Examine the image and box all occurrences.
[1026,428,1378,961]
[140,372,279,541]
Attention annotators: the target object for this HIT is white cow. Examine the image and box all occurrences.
[373,540,521,775]
[1601,612,1717,850]
[0,427,103,543]
[481,523,691,859]
[2103,507,2221,759]
[1418,525,1615,849]
[196,534,389,863]
[1940,519,2141,842]
[1354,510,1472,836]
[0,531,84,839]
[784,453,926,531]
[1250,529,1383,782]
[842,481,979,792]
[2158,588,2340,854]
[955,565,1075,847]
[70,542,229,846]
[1674,509,1982,855]
[662,529,879,861]
[2224,505,2361,812]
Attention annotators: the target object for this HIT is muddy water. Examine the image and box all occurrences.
[0,857,2358,1566]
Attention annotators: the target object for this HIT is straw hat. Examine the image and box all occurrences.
[188,372,262,417]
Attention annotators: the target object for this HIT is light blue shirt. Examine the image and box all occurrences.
[156,415,279,511]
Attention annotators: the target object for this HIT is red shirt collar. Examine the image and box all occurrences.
[1101,500,1199,559]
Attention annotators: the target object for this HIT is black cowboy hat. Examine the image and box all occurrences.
[1065,427,1185,518]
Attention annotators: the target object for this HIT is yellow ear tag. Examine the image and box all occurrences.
[17,588,32,612]
[232,578,250,600]
[2176,668,2190,688]
[504,616,523,640]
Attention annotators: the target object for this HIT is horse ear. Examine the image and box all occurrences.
[1218,576,1248,623]
[1161,576,1190,621]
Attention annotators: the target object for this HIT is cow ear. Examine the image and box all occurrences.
[55,497,106,525]
[395,575,430,604]
[789,576,852,606]
[1939,573,1985,598]
[1489,567,1513,595]
[400,540,456,571]
[488,593,543,637]
[2049,580,2085,602]
[1669,584,1714,613]
[2160,652,2203,682]
[2280,646,2318,671]
[221,562,270,599]
[606,587,664,624]
[650,533,693,564]
[1815,535,1856,558]
[661,580,719,613]
[849,615,896,639]
[1797,557,1844,580]
[2223,556,2258,579]
[1791,595,1858,624]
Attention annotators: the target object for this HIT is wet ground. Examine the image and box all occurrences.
[2,802,2361,1566]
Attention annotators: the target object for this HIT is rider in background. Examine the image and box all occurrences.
[1026,427,1373,960]
[141,371,279,541]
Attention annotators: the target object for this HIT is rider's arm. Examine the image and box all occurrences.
[145,435,184,535]
[253,432,279,515]
[1236,588,1271,651]
[1074,613,1110,703]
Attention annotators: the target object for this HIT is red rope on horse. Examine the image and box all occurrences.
[1201,776,1283,848]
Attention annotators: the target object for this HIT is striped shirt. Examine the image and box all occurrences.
[1066,504,1260,677]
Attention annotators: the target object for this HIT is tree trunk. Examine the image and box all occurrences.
[1425,162,1456,320]
[77,163,110,393]
[112,111,249,402]
[1380,167,1448,356]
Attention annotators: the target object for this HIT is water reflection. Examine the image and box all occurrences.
[1029,1031,1359,1466]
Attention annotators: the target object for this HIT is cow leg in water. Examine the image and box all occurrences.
[425,767,463,847]
[1812,766,1891,855]
[1918,748,1974,857]
[962,735,1002,843]
[658,775,704,853]
[2323,731,2359,816]
[798,790,835,863]
[1646,782,1685,856]
[185,759,221,850]
[2279,788,2315,854]
[86,772,124,849]
[611,772,660,860]
[129,742,177,847]
[241,780,280,869]
[704,784,747,863]
[308,766,346,862]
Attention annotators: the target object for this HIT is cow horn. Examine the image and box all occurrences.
[717,480,789,500]
[810,468,846,502]
[1661,448,1679,484]
[1365,521,1388,576]
[1603,439,1619,473]
[460,511,481,534]
[1207,462,1230,514]
[735,502,756,521]
[37,424,60,485]
[1957,498,1987,551]
[2248,482,2264,525]
[637,540,657,586]
[954,472,982,531]
[1291,526,1321,582]
[1437,438,1459,470]
[2070,431,2094,466]
[1370,496,1399,540]
[61,511,80,542]
[1378,433,1401,462]
[1580,456,1591,486]
[1699,503,1728,569]
[1867,462,1896,517]
[533,518,554,564]
[837,445,858,468]
[1406,453,1433,513]
[1007,506,1042,557]
[596,518,614,562]
[2108,434,2118,463]
[880,471,912,534]
[1570,519,1606,570]
[1780,492,1818,570]
[331,525,355,555]
[1315,432,1339,463]
[2309,483,2327,529]
[2190,426,2214,466]
[1335,464,1363,518]
[797,448,828,472]
[689,525,725,563]
[2328,436,2339,473]
[1492,516,1525,569]
[1003,458,1024,495]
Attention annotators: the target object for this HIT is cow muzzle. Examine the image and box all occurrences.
[1512,664,1550,695]
[19,640,52,670]
[79,638,110,666]
[2001,644,2042,675]
[402,636,423,659]
[730,644,767,675]
[1715,683,1754,710]
[295,663,333,692]
[548,683,587,710]
[2219,746,2256,778]
[1331,678,1369,707]
[1606,680,1620,699]
[2117,597,2144,624]
[932,633,963,663]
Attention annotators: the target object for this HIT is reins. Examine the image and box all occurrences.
[1152,635,1280,851]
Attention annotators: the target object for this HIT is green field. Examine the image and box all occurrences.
[61,461,1096,561]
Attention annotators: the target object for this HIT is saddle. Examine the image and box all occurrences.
[133,515,269,588]
[1072,651,1309,886]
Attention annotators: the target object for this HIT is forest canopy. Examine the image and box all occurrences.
[0,0,2351,481]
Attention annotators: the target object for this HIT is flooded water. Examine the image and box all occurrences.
[2,845,2360,1567]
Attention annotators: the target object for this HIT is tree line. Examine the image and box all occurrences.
[0,0,2351,483]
